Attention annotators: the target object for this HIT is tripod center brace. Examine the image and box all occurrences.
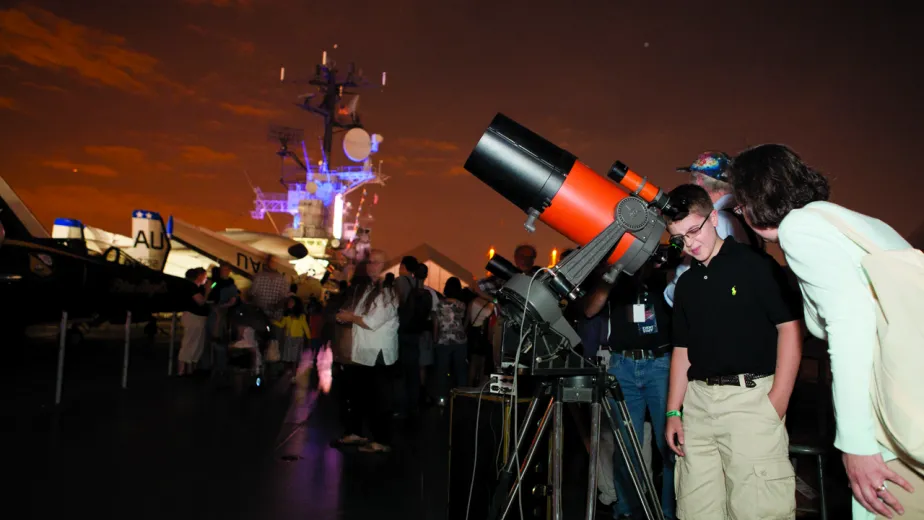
[488,365,665,520]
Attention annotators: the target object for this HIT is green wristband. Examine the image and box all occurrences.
[665,410,682,418]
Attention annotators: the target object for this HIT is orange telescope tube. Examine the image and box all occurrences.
[463,113,673,266]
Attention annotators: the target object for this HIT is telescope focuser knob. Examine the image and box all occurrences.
[523,208,540,233]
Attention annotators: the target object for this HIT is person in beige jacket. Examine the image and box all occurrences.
[730,143,921,520]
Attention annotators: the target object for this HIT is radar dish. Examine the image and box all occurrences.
[343,127,372,162]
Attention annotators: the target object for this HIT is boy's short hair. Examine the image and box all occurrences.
[665,184,714,223]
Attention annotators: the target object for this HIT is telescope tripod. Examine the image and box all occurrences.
[487,365,664,520]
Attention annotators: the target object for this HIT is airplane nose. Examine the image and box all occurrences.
[288,243,308,259]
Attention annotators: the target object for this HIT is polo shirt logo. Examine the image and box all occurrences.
[731,286,737,296]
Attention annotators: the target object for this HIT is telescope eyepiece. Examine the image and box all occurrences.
[486,255,521,282]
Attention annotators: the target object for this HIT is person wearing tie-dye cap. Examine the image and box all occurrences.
[664,151,758,308]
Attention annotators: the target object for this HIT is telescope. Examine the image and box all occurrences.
[466,113,676,376]
[463,113,671,520]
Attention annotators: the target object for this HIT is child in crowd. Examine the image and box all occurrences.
[275,296,312,372]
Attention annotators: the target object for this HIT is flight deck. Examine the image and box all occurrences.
[5,325,852,519]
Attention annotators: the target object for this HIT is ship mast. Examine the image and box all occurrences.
[253,47,386,250]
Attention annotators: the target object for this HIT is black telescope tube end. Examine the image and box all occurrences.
[464,113,576,214]
[607,161,629,183]
[485,255,520,282]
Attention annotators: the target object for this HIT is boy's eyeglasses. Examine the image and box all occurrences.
[669,216,710,244]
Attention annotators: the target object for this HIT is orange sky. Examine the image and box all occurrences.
[1,1,922,276]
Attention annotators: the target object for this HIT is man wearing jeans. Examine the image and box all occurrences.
[586,263,675,520]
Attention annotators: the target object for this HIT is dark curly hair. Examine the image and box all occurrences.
[729,144,830,229]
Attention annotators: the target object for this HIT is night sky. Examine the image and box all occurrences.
[2,1,922,276]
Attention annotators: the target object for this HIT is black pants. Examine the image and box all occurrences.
[434,342,468,400]
[343,355,393,445]
[397,333,420,413]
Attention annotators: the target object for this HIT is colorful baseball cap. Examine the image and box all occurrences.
[676,151,731,181]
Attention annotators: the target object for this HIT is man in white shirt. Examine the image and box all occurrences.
[664,151,756,307]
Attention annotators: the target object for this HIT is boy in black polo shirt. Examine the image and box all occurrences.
[663,184,802,520]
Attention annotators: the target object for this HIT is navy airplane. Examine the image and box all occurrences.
[0,177,195,336]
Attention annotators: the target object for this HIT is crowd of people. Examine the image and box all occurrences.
[172,246,500,455]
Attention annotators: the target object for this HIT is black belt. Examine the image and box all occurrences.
[695,373,772,388]
[611,345,671,361]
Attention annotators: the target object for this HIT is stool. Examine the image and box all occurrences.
[790,443,829,520]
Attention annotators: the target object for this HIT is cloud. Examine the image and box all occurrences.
[0,96,17,110]
[381,155,409,166]
[185,24,209,36]
[395,138,459,152]
[40,145,176,179]
[21,81,67,93]
[82,145,172,172]
[186,24,257,56]
[185,24,254,56]
[219,102,283,118]
[0,7,190,96]
[42,160,119,177]
[230,39,255,56]
[184,172,219,180]
[17,183,258,235]
[412,157,449,164]
[180,145,237,164]
[84,145,147,164]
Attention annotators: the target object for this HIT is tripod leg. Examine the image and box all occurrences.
[491,397,556,520]
[552,401,564,520]
[603,394,665,520]
[499,396,541,472]
[584,401,602,520]
[489,395,541,516]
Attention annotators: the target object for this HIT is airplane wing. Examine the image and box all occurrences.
[169,217,299,279]
[0,176,49,239]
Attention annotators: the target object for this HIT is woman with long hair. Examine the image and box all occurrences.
[334,250,399,453]
[729,143,921,519]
